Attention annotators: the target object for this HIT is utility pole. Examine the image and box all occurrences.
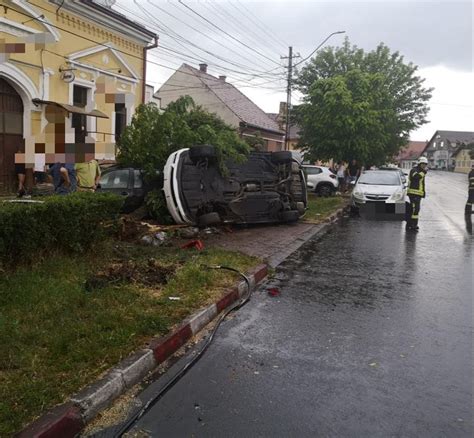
[280,32,343,151]
[281,47,301,151]
[282,46,293,151]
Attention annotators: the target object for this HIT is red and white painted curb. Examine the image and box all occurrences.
[18,264,268,438]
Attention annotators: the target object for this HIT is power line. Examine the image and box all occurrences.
[177,0,281,67]
[116,2,284,80]
[146,0,277,73]
[231,0,289,51]
[166,0,279,73]
[6,2,272,89]
[201,1,283,60]
[155,45,286,85]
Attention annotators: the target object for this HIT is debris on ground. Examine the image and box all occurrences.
[178,227,200,239]
[202,227,220,235]
[84,259,177,291]
[140,231,169,247]
[267,287,281,297]
[181,240,205,251]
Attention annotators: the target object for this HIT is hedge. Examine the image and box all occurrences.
[0,193,123,266]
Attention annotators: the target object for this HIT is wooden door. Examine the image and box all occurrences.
[0,78,24,192]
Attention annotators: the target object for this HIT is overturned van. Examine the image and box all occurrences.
[163,145,307,227]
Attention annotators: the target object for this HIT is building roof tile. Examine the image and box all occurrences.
[182,64,283,134]
[396,141,427,160]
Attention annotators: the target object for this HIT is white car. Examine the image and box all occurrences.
[303,165,339,196]
[351,170,407,215]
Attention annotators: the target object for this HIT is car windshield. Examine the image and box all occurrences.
[357,171,400,186]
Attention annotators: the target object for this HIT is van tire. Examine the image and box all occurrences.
[279,210,300,223]
[198,212,221,227]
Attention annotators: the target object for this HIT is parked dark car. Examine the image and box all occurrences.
[96,166,150,213]
[163,145,308,226]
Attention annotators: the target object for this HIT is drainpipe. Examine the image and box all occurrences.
[142,35,159,104]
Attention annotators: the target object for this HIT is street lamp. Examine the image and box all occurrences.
[284,31,346,150]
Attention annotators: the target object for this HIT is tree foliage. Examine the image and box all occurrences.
[294,38,433,165]
[116,96,250,220]
[117,96,249,179]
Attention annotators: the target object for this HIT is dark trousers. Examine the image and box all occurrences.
[406,195,421,228]
[466,188,474,214]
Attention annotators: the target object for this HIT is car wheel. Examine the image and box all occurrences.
[189,145,217,164]
[271,151,293,164]
[197,212,221,227]
[317,184,333,197]
[279,210,300,223]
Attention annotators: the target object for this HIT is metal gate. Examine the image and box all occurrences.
[0,78,24,192]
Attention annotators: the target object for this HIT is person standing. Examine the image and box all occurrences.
[346,159,361,185]
[75,159,101,192]
[465,164,474,215]
[49,162,77,195]
[336,161,346,193]
[406,156,428,231]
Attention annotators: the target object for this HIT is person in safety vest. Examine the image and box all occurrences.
[405,156,428,231]
[465,164,474,215]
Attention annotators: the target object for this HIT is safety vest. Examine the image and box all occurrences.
[407,167,426,197]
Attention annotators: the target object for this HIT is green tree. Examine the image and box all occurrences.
[116,96,249,220]
[294,38,433,165]
[117,96,249,177]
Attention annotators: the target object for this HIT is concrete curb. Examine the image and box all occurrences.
[19,264,268,438]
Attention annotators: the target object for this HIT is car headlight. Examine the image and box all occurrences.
[353,190,365,200]
[390,190,404,201]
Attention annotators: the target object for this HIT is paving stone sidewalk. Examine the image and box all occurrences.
[204,216,342,268]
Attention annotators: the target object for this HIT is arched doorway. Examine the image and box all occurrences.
[0,78,24,192]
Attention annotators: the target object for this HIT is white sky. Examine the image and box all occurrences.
[117,0,474,141]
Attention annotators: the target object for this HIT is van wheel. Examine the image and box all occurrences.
[198,212,221,227]
[189,145,217,164]
[280,210,300,223]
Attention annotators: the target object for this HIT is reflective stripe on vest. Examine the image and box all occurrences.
[408,171,425,196]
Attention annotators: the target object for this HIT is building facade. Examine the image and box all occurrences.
[422,130,474,171]
[395,141,427,170]
[0,0,156,191]
[453,148,474,174]
[155,63,284,151]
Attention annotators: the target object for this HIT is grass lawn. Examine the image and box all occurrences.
[303,194,347,223]
[0,241,258,436]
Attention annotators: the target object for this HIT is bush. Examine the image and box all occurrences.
[0,193,123,266]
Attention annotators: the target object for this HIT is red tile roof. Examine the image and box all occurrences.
[396,141,427,160]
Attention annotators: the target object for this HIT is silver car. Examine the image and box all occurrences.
[351,170,407,215]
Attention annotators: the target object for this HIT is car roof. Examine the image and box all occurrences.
[362,169,398,174]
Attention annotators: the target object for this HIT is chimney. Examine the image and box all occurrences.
[218,75,226,82]
[279,101,287,116]
[199,63,208,73]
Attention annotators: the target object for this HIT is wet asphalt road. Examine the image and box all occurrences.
[128,171,473,437]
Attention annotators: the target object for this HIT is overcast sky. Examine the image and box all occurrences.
[117,0,473,141]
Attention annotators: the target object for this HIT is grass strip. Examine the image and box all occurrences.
[0,241,258,436]
[303,194,347,223]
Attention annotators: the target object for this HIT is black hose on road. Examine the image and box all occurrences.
[113,266,251,437]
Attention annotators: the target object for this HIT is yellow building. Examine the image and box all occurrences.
[0,0,156,191]
[453,148,474,174]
